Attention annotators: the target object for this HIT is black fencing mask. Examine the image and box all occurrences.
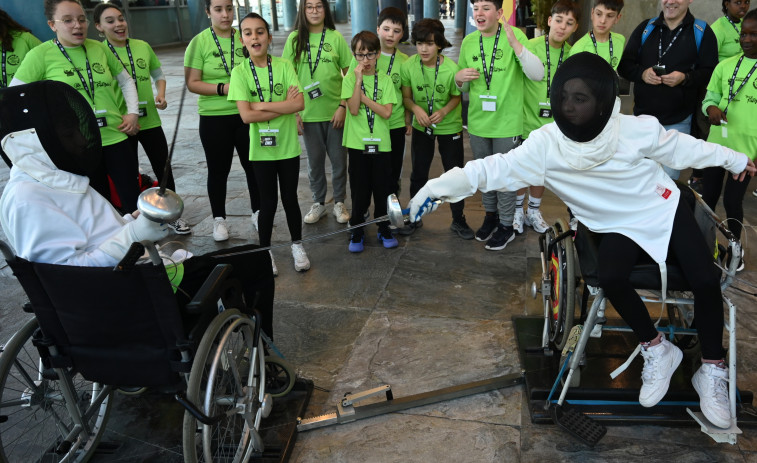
[550,52,618,143]
[0,81,103,180]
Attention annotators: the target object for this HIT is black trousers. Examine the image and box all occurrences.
[198,114,260,218]
[103,139,140,213]
[252,156,302,247]
[388,127,407,196]
[409,128,464,219]
[597,199,725,360]
[128,126,175,192]
[177,244,275,339]
[348,148,391,236]
[701,166,752,241]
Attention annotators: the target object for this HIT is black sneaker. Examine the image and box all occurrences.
[475,214,499,242]
[485,224,515,251]
[753,188,757,198]
[398,219,422,236]
[450,215,475,240]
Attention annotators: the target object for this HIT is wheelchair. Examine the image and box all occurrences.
[0,240,295,462]
[534,183,744,443]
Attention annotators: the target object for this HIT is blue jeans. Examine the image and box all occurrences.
[660,114,692,180]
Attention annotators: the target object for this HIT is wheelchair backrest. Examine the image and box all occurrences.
[6,256,190,388]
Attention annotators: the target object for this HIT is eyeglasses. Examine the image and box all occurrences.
[354,52,377,60]
[54,17,89,27]
[305,4,324,12]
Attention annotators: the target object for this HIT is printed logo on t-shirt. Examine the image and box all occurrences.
[471,55,479,62]
[235,49,245,58]
[323,43,333,52]
[92,63,105,74]
[416,85,424,92]
[136,58,147,69]
[274,83,284,96]
[64,68,75,77]
[611,57,619,68]
[376,88,384,99]
[494,49,504,60]
[7,54,19,66]
[392,73,400,84]
[435,84,446,94]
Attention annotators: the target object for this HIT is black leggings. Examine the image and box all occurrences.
[388,127,407,196]
[597,199,725,360]
[409,128,464,219]
[252,156,302,247]
[198,114,260,218]
[128,126,175,192]
[103,139,140,213]
[701,166,752,241]
[348,148,390,236]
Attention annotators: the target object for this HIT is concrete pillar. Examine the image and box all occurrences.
[3,0,53,41]
[281,0,297,31]
[455,0,467,33]
[187,0,210,37]
[424,0,440,20]
[335,0,349,23]
[351,0,378,34]
[379,0,408,12]
[411,0,424,30]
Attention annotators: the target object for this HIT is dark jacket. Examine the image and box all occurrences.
[618,10,718,125]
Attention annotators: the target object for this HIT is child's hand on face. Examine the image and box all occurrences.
[354,62,364,78]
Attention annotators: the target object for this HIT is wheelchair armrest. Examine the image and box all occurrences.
[185,264,234,315]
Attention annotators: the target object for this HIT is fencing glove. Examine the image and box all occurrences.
[408,167,473,222]
[98,213,170,260]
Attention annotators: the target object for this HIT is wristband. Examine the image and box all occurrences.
[217,82,224,96]
[338,104,346,108]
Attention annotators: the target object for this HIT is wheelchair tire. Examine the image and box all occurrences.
[265,355,296,398]
[0,318,112,463]
[546,219,577,352]
[182,309,267,463]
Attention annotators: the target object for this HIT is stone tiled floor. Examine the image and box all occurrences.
[1,18,756,463]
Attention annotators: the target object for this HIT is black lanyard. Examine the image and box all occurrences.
[210,27,234,77]
[726,15,741,35]
[306,29,326,78]
[1,47,6,88]
[360,72,379,134]
[590,30,612,66]
[420,56,440,115]
[544,35,564,99]
[725,55,757,116]
[479,24,501,91]
[249,55,273,103]
[106,39,136,82]
[55,39,95,104]
[657,25,684,65]
[384,50,396,76]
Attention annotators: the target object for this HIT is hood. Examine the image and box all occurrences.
[559,98,622,171]
[2,129,90,194]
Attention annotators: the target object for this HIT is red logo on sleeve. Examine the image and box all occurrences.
[655,184,672,199]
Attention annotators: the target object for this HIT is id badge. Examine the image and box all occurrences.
[260,128,279,147]
[425,126,434,136]
[538,102,552,119]
[363,138,380,154]
[721,120,728,138]
[480,95,497,112]
[138,101,148,118]
[304,81,322,100]
[95,109,107,128]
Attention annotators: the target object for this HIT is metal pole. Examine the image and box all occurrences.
[455,0,466,32]
[351,0,378,34]
[335,0,349,23]
[423,0,439,20]
[281,0,297,31]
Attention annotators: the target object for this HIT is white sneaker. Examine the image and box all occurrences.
[524,208,550,233]
[639,338,683,407]
[304,203,327,224]
[569,217,578,231]
[251,211,259,233]
[333,202,350,224]
[213,217,229,241]
[269,250,278,277]
[168,218,191,235]
[512,208,524,235]
[291,242,310,272]
[692,363,731,428]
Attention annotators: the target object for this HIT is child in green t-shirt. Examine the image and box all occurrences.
[518,1,579,235]
[342,31,397,253]
[400,18,474,240]
[229,13,309,274]
[569,0,624,71]
[455,0,544,248]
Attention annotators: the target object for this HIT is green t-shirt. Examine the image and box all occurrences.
[705,54,757,160]
[400,54,462,135]
[228,56,303,161]
[523,36,571,139]
[2,31,42,87]
[569,31,625,71]
[15,39,127,146]
[341,71,396,152]
[458,25,529,138]
[711,16,742,63]
[281,29,352,122]
[348,50,409,129]
[184,28,245,116]
[107,39,162,130]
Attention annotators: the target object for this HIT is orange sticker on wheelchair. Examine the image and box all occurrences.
[655,184,672,199]
[550,254,560,319]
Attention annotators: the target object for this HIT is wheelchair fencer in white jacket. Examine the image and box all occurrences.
[409,53,756,429]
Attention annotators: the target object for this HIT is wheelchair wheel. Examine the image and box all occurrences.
[183,309,267,463]
[543,219,577,351]
[265,356,296,398]
[0,318,112,463]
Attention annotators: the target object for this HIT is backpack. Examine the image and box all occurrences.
[639,17,707,53]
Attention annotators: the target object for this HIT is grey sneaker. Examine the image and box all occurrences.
[692,363,731,429]
[639,338,683,407]
[450,216,474,240]
[304,203,327,224]
[269,250,278,277]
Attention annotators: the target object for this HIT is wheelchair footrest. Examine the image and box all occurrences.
[551,404,606,447]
